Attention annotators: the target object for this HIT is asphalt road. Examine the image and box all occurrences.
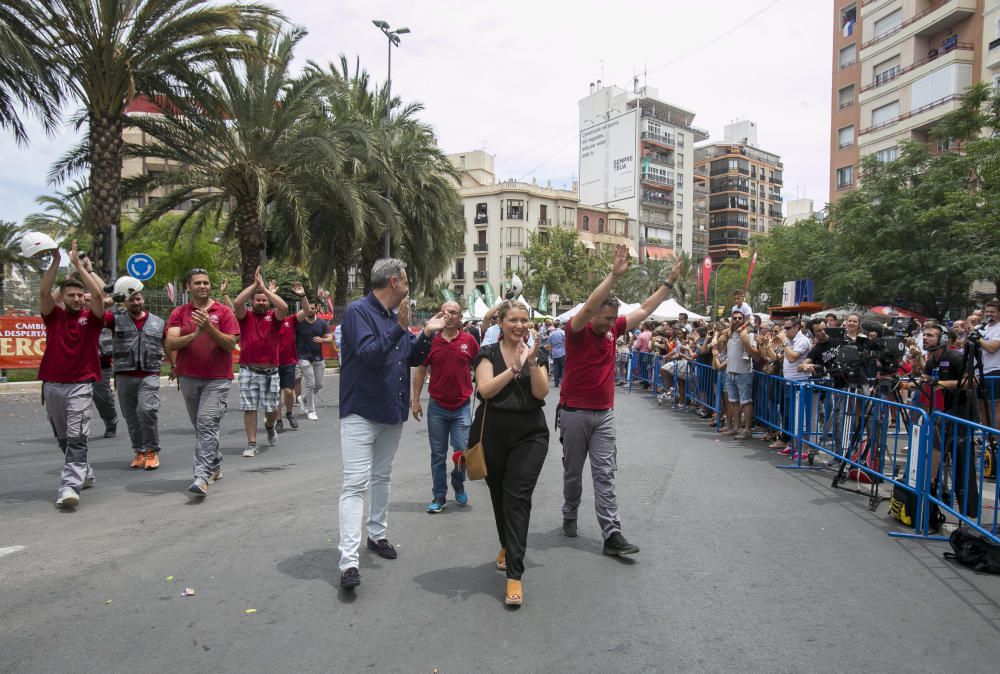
[2,374,999,673]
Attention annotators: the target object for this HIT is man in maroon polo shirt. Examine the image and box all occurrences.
[166,268,240,496]
[274,280,307,433]
[559,245,681,555]
[39,240,108,509]
[412,300,479,513]
[228,267,288,457]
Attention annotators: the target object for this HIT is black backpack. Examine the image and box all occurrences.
[944,526,1000,574]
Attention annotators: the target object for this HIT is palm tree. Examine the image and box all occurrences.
[618,252,696,306]
[23,178,92,242]
[0,1,61,144]
[0,220,39,309]
[124,28,329,286]
[26,0,281,278]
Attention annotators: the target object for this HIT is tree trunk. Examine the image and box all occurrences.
[234,200,263,287]
[0,262,6,310]
[89,112,125,281]
[332,229,353,307]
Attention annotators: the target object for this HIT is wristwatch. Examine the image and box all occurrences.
[662,279,674,290]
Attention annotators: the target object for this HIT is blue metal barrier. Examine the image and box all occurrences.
[684,361,722,421]
[798,382,931,531]
[923,412,1000,543]
[983,376,1000,431]
[752,372,807,467]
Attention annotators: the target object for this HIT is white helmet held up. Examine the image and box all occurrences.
[510,273,524,297]
[20,231,58,258]
[113,276,144,301]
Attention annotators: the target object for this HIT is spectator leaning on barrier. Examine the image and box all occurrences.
[976,300,1000,428]
[769,318,811,453]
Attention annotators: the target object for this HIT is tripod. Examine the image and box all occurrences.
[831,375,912,511]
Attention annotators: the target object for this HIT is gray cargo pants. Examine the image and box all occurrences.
[178,377,230,481]
[44,382,95,495]
[559,408,622,540]
[116,373,161,452]
[93,366,118,428]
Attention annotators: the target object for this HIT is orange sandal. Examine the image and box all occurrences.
[496,548,506,571]
[505,579,523,606]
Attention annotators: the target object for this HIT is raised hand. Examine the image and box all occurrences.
[424,311,447,336]
[612,244,631,277]
[667,255,682,285]
[397,297,410,329]
[69,239,81,269]
[254,266,264,289]
[219,279,229,296]
[268,278,278,293]
[291,281,304,296]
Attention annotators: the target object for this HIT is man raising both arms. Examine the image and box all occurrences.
[559,244,681,555]
[228,268,288,457]
[166,268,240,497]
[39,241,107,508]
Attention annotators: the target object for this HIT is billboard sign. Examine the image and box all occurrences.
[579,108,637,207]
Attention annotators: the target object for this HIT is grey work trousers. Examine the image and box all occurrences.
[93,366,118,426]
[44,382,95,495]
[178,377,230,481]
[116,374,161,452]
[560,408,622,540]
[298,359,325,414]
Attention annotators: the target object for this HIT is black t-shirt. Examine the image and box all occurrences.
[473,343,545,412]
[296,317,329,361]
[925,347,968,412]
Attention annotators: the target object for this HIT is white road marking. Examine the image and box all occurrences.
[0,545,26,558]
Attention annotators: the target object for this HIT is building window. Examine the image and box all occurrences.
[871,100,899,128]
[676,132,685,147]
[506,256,524,272]
[506,199,524,220]
[837,125,854,149]
[455,285,464,296]
[839,44,856,69]
[994,73,1000,91]
[677,173,684,188]
[838,84,855,109]
[507,228,524,247]
[840,4,856,38]
[873,8,902,40]
[598,218,605,233]
[459,155,466,169]
[582,215,589,231]
[836,166,854,190]
[875,146,898,163]
[675,153,684,168]
[910,63,970,112]
[474,202,488,224]
[873,55,901,86]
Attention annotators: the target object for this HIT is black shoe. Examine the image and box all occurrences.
[286,413,299,430]
[340,567,360,588]
[274,419,284,434]
[603,532,640,556]
[103,423,117,438]
[366,537,397,560]
[562,518,578,537]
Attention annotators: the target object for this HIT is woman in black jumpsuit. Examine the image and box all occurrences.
[470,300,549,607]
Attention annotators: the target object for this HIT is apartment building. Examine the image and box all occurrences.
[983,0,1000,87]
[444,151,635,302]
[831,0,984,200]
[696,121,783,262]
[577,81,709,260]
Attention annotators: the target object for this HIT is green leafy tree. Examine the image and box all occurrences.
[120,213,231,286]
[522,227,602,309]
[33,0,281,279]
[618,251,696,307]
[0,1,62,144]
[23,179,92,248]
[750,217,834,311]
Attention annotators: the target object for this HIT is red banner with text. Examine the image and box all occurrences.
[0,316,47,369]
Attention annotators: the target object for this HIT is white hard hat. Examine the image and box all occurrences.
[510,273,524,297]
[113,276,144,299]
[20,231,58,258]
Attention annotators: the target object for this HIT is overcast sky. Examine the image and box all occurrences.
[0,0,831,224]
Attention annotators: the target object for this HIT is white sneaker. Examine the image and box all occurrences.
[56,488,79,508]
[242,443,260,457]
[307,412,319,421]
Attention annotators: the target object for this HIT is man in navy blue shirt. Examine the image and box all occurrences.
[337,258,446,589]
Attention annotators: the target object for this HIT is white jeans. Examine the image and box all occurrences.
[298,359,325,413]
[338,414,403,571]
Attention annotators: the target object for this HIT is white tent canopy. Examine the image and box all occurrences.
[648,298,707,322]
[555,302,640,323]
[471,297,489,320]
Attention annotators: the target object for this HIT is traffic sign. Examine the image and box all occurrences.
[126,253,156,281]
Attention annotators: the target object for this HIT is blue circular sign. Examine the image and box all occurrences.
[126,253,156,281]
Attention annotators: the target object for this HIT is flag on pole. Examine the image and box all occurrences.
[538,284,548,312]
[744,252,757,293]
[701,256,712,303]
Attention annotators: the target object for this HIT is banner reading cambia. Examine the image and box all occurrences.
[0,316,47,369]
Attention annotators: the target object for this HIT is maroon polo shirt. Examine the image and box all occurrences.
[422,330,479,410]
[560,315,627,410]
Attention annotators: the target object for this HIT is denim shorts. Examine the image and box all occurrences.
[725,371,754,404]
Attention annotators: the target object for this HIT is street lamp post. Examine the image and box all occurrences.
[372,20,410,260]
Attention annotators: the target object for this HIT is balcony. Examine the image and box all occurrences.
[770,176,783,185]
[473,270,488,280]
[860,43,973,93]
[861,0,977,54]
[559,220,575,228]
[860,93,964,135]
[640,191,674,208]
[474,217,488,228]
[640,130,675,149]
[640,172,675,188]
[451,271,465,280]
[473,243,488,253]
[838,99,856,110]
[537,218,551,227]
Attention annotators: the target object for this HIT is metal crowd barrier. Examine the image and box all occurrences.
[684,361,722,423]
[751,372,806,463]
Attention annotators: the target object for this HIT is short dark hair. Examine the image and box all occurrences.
[186,268,209,283]
[601,296,620,310]
[825,313,838,320]
[986,300,999,311]
[59,278,85,292]
[807,317,825,332]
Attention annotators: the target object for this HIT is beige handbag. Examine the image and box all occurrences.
[465,398,488,480]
